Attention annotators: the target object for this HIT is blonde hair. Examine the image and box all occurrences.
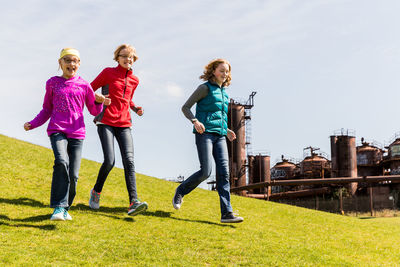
[113,44,138,62]
[200,58,231,87]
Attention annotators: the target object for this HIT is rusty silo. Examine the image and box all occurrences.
[248,154,271,194]
[330,130,358,195]
[227,101,246,195]
[300,146,331,178]
[383,137,400,174]
[271,156,299,180]
[356,138,384,177]
[270,156,299,194]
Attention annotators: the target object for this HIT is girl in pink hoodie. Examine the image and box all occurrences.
[24,48,109,221]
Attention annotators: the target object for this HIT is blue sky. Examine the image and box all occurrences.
[1,0,400,184]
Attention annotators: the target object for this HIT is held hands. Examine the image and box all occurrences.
[103,95,111,106]
[227,129,236,142]
[193,120,205,134]
[95,93,111,106]
[24,122,31,131]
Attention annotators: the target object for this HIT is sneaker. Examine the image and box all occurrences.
[50,207,65,221]
[221,212,244,223]
[89,188,101,209]
[127,199,148,216]
[172,188,183,210]
[64,209,72,221]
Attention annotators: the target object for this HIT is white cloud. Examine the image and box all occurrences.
[166,82,184,99]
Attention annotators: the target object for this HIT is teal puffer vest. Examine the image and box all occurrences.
[194,81,229,136]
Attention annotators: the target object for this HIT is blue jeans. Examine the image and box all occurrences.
[177,133,233,215]
[49,133,83,208]
[93,125,137,202]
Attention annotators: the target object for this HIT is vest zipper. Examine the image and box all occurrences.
[220,88,225,135]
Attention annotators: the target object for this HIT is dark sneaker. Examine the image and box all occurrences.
[221,212,244,223]
[128,199,148,216]
[50,207,65,221]
[89,188,101,209]
[172,188,183,210]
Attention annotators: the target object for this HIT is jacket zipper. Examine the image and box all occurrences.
[123,70,128,98]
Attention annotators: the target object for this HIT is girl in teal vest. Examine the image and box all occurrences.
[173,59,243,223]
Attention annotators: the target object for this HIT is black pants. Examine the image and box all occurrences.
[94,125,137,203]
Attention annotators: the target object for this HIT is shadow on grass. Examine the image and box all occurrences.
[142,210,236,228]
[0,198,235,228]
[74,203,136,221]
[76,205,235,227]
[74,203,126,213]
[358,217,376,220]
[0,197,47,207]
[0,214,56,230]
[0,198,56,230]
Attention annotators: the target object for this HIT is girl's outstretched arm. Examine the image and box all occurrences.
[28,80,53,130]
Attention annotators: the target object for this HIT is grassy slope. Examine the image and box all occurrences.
[1,133,400,266]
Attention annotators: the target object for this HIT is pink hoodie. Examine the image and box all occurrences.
[29,75,103,139]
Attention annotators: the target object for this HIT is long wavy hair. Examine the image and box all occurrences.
[199,58,231,87]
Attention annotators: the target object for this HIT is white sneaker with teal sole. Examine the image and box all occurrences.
[64,209,72,221]
[50,207,65,221]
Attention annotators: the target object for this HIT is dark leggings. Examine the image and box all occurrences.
[94,124,137,202]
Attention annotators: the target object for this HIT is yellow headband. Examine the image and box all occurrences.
[59,48,80,60]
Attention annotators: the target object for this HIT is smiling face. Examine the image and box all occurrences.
[117,48,134,70]
[59,55,80,79]
[213,63,230,86]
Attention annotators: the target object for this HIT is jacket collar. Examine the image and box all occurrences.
[116,64,133,75]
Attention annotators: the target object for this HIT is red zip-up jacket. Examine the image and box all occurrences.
[91,64,139,127]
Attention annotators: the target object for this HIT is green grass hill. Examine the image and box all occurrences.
[1,133,400,266]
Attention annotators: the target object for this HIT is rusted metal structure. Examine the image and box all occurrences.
[356,138,384,177]
[271,156,299,180]
[383,135,400,175]
[270,156,299,194]
[248,153,270,194]
[227,102,246,192]
[231,175,400,192]
[300,146,331,178]
[247,187,330,200]
[227,92,256,196]
[330,130,358,195]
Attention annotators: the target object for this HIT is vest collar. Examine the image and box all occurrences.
[208,80,224,89]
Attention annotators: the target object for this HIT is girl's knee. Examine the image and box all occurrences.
[102,160,115,171]
[200,168,212,179]
[54,158,68,167]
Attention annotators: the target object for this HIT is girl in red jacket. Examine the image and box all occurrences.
[89,44,148,216]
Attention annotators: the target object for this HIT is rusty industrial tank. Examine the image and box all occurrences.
[271,157,298,180]
[227,101,246,195]
[300,153,330,178]
[270,156,299,194]
[356,138,384,177]
[248,154,270,194]
[330,131,357,195]
[383,137,400,175]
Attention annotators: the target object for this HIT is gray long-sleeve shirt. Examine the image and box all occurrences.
[181,84,209,122]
